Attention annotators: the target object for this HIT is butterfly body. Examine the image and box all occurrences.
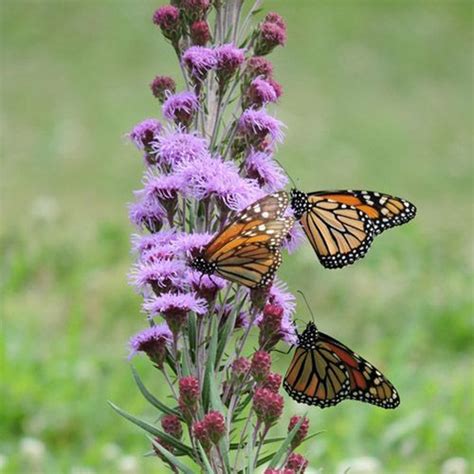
[190,192,294,289]
[283,321,400,409]
[290,188,416,269]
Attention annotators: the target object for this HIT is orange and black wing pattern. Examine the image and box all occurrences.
[283,322,400,409]
[191,192,294,288]
[290,189,416,268]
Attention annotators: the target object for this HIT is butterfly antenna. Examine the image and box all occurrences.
[297,290,316,323]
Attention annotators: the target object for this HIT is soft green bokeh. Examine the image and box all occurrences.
[2,1,472,473]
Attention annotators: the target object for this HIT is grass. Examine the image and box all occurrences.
[1,1,473,472]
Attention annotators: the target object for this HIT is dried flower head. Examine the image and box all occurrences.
[253,387,284,426]
[153,5,181,43]
[161,414,183,440]
[288,415,310,450]
[128,324,172,369]
[150,76,176,103]
[163,91,200,127]
[286,453,309,473]
[250,350,272,382]
[254,21,287,56]
[182,46,216,81]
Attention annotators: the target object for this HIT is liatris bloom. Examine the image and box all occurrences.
[261,372,282,392]
[283,221,305,254]
[244,149,288,192]
[215,43,245,87]
[128,324,172,369]
[182,46,216,81]
[286,453,309,473]
[163,91,199,127]
[179,375,200,417]
[143,292,207,335]
[150,75,176,103]
[128,197,166,233]
[254,17,287,56]
[245,56,274,80]
[253,387,284,427]
[129,119,162,151]
[190,20,211,45]
[192,419,211,452]
[250,350,271,382]
[264,12,287,30]
[232,356,250,381]
[188,271,227,302]
[245,77,278,108]
[258,303,284,349]
[181,0,210,20]
[268,77,283,99]
[200,411,225,444]
[161,414,183,440]
[129,259,186,293]
[153,5,181,43]
[288,415,310,450]
[238,109,284,148]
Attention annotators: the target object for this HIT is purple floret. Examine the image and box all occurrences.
[238,108,284,145]
[128,323,172,359]
[163,91,200,126]
[143,292,208,317]
[182,46,217,81]
[129,119,162,150]
[244,149,288,192]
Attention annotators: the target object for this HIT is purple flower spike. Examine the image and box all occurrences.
[215,43,245,85]
[238,109,284,147]
[151,127,209,168]
[244,150,288,192]
[163,91,199,127]
[143,170,184,201]
[129,119,162,151]
[182,46,217,81]
[246,78,278,108]
[128,197,166,233]
[129,259,186,293]
[128,323,172,368]
[131,230,177,255]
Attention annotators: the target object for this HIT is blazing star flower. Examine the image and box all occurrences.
[254,20,287,56]
[215,43,245,85]
[163,91,199,127]
[192,419,211,452]
[142,170,184,204]
[150,75,176,103]
[268,78,283,99]
[258,303,284,349]
[282,221,305,254]
[128,197,166,233]
[182,46,216,81]
[179,375,200,419]
[153,5,181,43]
[253,387,284,427]
[176,155,262,211]
[261,372,282,392]
[131,230,177,255]
[250,350,272,382]
[190,20,210,45]
[264,12,287,29]
[129,259,186,293]
[201,411,225,444]
[288,415,310,449]
[128,324,172,368]
[187,270,227,302]
[141,243,175,263]
[129,119,162,151]
[151,126,210,169]
[171,232,213,256]
[246,56,274,79]
[238,109,284,147]
[266,280,297,345]
[181,0,210,18]
[232,357,251,380]
[286,453,309,473]
[244,149,288,192]
[161,414,183,440]
[246,77,278,107]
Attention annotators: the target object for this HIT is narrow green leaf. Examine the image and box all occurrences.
[255,451,276,468]
[109,402,193,457]
[150,437,196,474]
[131,366,181,419]
[230,437,285,450]
[202,315,219,412]
[187,313,197,363]
[196,443,214,474]
[267,414,307,468]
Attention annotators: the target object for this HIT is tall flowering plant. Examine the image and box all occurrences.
[112,2,312,472]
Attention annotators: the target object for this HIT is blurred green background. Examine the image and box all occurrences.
[2,1,472,473]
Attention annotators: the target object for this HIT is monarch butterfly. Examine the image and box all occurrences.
[283,321,400,409]
[290,189,416,269]
[190,192,294,289]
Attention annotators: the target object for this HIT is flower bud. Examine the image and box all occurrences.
[192,419,211,452]
[190,20,211,45]
[260,372,282,392]
[161,414,183,440]
[286,452,309,473]
[246,56,274,80]
[288,415,310,449]
[254,21,287,56]
[179,376,200,416]
[253,387,284,426]
[232,356,251,380]
[250,350,271,382]
[258,303,284,349]
[150,75,176,103]
[153,6,182,43]
[202,411,225,444]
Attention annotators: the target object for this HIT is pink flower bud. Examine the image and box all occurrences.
[253,387,284,426]
[261,372,282,392]
[286,452,309,473]
[153,6,181,43]
[250,350,271,382]
[258,303,284,349]
[150,75,176,103]
[161,414,183,439]
[232,356,251,380]
[202,410,225,444]
[254,21,287,56]
[178,376,200,416]
[246,56,274,79]
[192,419,211,452]
[264,12,286,29]
[288,415,310,449]
[190,20,211,45]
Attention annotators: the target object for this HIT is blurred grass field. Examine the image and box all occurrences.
[1,1,473,472]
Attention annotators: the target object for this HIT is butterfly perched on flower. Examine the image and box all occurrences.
[290,189,416,269]
[283,321,400,409]
[190,192,294,289]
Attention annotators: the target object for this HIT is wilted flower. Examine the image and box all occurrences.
[182,46,216,81]
[253,387,284,426]
[153,5,181,43]
[150,75,176,103]
[286,453,309,473]
[163,91,200,127]
[190,20,211,45]
[288,415,310,449]
[128,324,172,368]
[161,414,183,439]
